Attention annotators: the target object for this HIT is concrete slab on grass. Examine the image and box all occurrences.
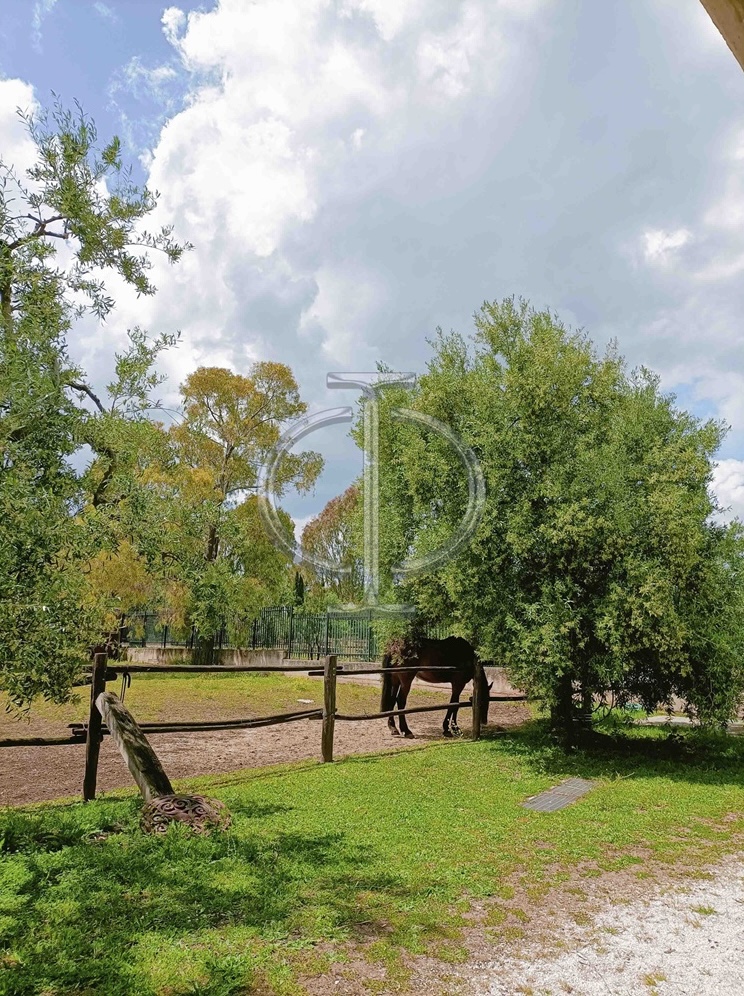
[523,777,595,812]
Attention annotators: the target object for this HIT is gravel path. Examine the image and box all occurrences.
[476,856,744,996]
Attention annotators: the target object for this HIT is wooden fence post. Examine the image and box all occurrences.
[322,654,337,762]
[83,652,108,801]
[471,658,482,742]
[96,691,174,802]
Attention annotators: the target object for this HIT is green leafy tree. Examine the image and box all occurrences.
[0,97,188,709]
[293,570,305,607]
[374,297,744,738]
[300,484,364,605]
[158,364,322,663]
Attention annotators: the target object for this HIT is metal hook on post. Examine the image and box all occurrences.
[120,669,132,703]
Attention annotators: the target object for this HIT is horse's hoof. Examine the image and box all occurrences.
[404,731,416,739]
[390,728,401,737]
[452,726,462,738]
[443,729,453,738]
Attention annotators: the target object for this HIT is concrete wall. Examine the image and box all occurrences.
[123,646,288,667]
[485,666,524,696]
[121,648,524,694]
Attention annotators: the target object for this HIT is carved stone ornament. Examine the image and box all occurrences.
[140,794,232,834]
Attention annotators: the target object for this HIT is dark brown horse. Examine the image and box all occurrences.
[380,636,491,738]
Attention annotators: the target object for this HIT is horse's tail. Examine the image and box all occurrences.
[381,653,396,713]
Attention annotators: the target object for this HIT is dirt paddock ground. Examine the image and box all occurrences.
[0,699,530,807]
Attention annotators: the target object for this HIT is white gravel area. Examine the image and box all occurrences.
[477,857,744,996]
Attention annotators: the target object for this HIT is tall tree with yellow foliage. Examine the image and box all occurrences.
[162,364,322,663]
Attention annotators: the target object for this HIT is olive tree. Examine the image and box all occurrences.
[375,298,744,738]
[0,98,188,708]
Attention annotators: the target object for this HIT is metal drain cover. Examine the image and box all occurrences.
[523,777,595,812]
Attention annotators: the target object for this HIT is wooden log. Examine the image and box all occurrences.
[336,699,472,721]
[83,653,108,801]
[124,713,323,734]
[95,691,174,802]
[307,664,458,676]
[471,658,482,742]
[136,707,322,731]
[321,654,337,763]
[0,736,83,748]
[70,707,323,738]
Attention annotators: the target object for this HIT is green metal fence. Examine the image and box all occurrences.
[127,607,449,661]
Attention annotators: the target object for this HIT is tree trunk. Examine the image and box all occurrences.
[206,525,219,562]
[550,672,576,745]
[192,633,216,667]
[0,246,13,333]
[191,524,221,666]
[579,684,593,729]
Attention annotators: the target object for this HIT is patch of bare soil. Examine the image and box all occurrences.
[420,836,744,996]
[297,819,744,996]
[0,701,530,806]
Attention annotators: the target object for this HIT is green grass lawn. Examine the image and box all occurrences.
[2,723,744,995]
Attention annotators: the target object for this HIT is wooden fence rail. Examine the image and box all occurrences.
[306,665,463,677]
[71,708,323,738]
[336,700,471,721]
[1,655,529,793]
[104,663,326,675]
[103,662,461,677]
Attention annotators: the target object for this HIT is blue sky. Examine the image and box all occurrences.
[1,0,744,529]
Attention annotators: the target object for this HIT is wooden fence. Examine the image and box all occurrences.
[78,655,527,800]
[0,652,529,800]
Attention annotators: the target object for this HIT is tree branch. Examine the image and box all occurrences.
[7,214,68,252]
[67,379,106,414]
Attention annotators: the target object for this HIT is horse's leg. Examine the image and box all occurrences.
[397,675,416,739]
[446,675,468,737]
[388,679,401,736]
[442,691,456,737]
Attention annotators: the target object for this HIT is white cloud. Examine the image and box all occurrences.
[0,80,38,177]
[93,2,118,25]
[703,194,744,233]
[96,0,551,403]
[642,227,692,263]
[299,263,385,366]
[711,459,744,522]
[647,0,730,62]
[339,0,428,43]
[693,252,744,283]
[31,0,58,51]
[117,57,179,101]
[6,0,744,530]
[161,7,187,47]
[627,123,744,446]
[417,4,494,100]
[293,514,314,545]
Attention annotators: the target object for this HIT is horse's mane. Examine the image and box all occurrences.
[386,634,416,666]
[386,620,435,663]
